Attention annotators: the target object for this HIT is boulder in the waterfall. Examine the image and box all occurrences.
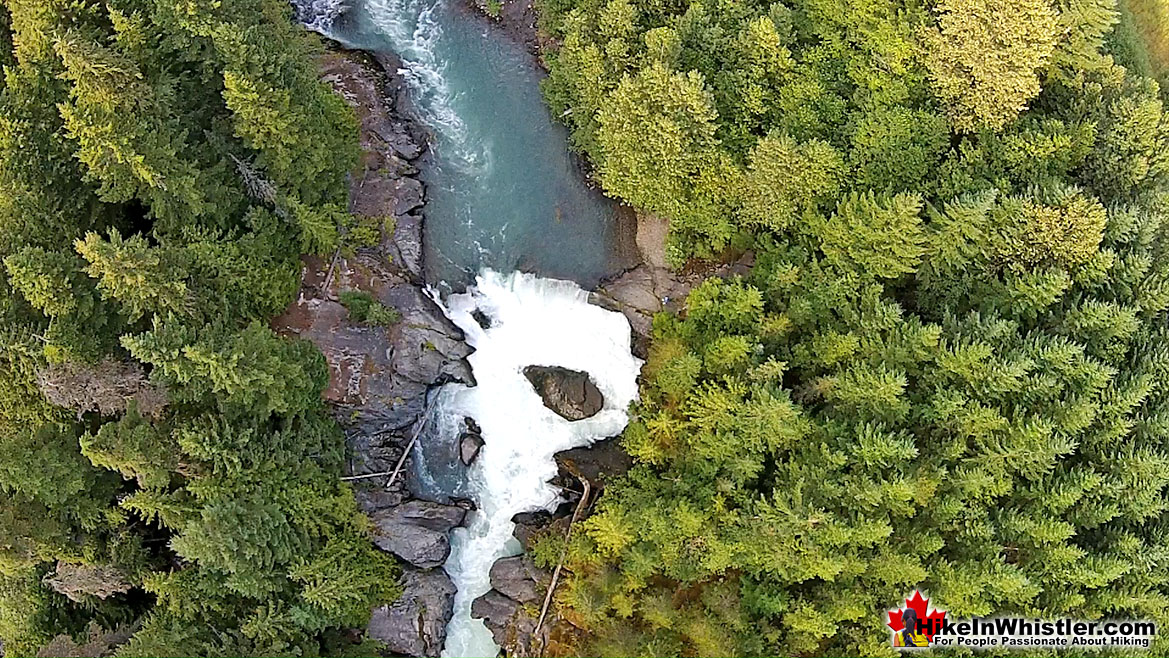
[553,437,633,491]
[522,365,604,421]
[459,416,484,465]
[512,510,554,526]
[369,500,467,568]
[367,566,455,657]
[489,556,544,603]
[460,433,484,466]
[471,308,492,329]
[510,510,555,551]
[450,496,477,512]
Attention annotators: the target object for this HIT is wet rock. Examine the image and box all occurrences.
[489,556,543,603]
[523,366,604,421]
[273,275,472,442]
[450,496,477,512]
[368,567,456,657]
[471,308,492,329]
[460,433,484,466]
[510,510,554,551]
[463,416,482,435]
[459,417,484,465]
[512,510,554,527]
[369,501,467,568]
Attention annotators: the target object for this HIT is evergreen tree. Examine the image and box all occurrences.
[922,0,1062,131]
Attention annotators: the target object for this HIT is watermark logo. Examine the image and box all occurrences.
[887,589,1157,650]
[887,590,946,648]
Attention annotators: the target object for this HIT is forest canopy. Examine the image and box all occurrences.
[0,0,397,655]
[537,0,1169,652]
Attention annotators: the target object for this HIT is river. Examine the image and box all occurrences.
[309,0,628,289]
[293,1,642,655]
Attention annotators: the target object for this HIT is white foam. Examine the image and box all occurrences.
[433,270,642,657]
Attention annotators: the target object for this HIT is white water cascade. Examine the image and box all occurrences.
[432,271,642,657]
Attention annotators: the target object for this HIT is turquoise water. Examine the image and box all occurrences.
[329,0,627,290]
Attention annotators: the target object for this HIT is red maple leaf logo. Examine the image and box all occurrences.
[887,590,947,641]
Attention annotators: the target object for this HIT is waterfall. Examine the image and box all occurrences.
[434,271,642,657]
[290,0,352,32]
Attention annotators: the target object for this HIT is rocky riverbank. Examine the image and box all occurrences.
[274,46,474,657]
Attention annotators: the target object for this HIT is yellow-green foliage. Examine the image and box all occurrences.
[541,0,1169,651]
[922,0,1061,132]
[1127,0,1169,72]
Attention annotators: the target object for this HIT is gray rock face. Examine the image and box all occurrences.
[489,556,543,603]
[370,501,467,568]
[468,556,552,655]
[523,365,604,420]
[275,47,472,480]
[294,46,471,658]
[368,567,456,657]
[554,438,633,490]
[471,590,538,655]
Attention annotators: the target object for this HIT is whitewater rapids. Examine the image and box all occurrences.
[433,270,641,657]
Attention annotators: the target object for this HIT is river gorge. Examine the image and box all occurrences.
[293,0,644,655]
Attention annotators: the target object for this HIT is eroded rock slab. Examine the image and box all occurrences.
[275,48,473,485]
[471,590,542,657]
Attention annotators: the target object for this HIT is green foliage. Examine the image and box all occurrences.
[741,133,843,233]
[339,290,402,327]
[922,0,1061,132]
[123,320,327,415]
[812,192,926,279]
[596,62,735,255]
[0,0,394,654]
[540,0,1169,652]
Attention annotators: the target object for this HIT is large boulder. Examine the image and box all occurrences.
[369,500,467,568]
[471,590,541,657]
[523,366,604,421]
[460,434,484,466]
[368,567,456,657]
[553,438,632,491]
[489,556,544,603]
